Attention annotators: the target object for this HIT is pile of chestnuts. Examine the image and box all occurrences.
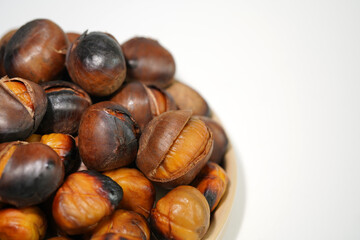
[0,18,230,240]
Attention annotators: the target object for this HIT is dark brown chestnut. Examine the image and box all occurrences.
[136,110,213,189]
[110,81,177,130]
[37,80,92,135]
[0,141,64,207]
[166,80,210,116]
[0,76,47,142]
[122,37,175,88]
[66,31,126,97]
[0,29,17,77]
[0,206,47,240]
[4,19,68,83]
[104,168,155,218]
[52,170,123,235]
[78,101,140,171]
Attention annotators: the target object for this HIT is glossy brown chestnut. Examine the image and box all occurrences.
[0,76,47,142]
[40,133,80,174]
[0,141,64,207]
[0,206,47,240]
[104,168,155,218]
[136,110,213,189]
[110,81,177,130]
[91,209,150,240]
[66,31,126,97]
[193,162,229,212]
[37,80,92,135]
[0,29,17,77]
[78,101,140,171]
[166,80,210,116]
[151,185,210,240]
[198,116,229,164]
[52,170,123,235]
[4,19,68,83]
[122,37,175,88]
[66,32,81,43]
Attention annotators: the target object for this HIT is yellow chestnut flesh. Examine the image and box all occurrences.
[4,81,34,111]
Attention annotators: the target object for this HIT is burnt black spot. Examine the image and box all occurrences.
[46,160,55,170]
[203,188,217,210]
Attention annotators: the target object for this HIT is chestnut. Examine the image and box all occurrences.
[0,141,64,207]
[66,32,81,43]
[198,116,229,164]
[91,209,150,240]
[91,233,129,240]
[166,80,210,116]
[66,31,126,97]
[192,162,229,212]
[52,170,123,235]
[4,19,68,83]
[0,206,47,240]
[104,168,155,218]
[37,80,92,135]
[0,76,47,142]
[122,37,175,88]
[0,29,17,77]
[47,238,72,240]
[110,81,177,130]
[78,101,140,171]
[151,185,210,240]
[136,110,213,189]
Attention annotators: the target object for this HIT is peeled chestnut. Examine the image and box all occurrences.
[37,80,92,134]
[198,116,229,164]
[0,29,17,77]
[0,76,47,142]
[151,185,210,240]
[193,162,229,212]
[122,37,175,88]
[91,209,150,240]
[52,170,123,235]
[4,19,68,83]
[0,206,47,240]
[136,110,213,189]
[104,168,155,218]
[110,81,177,130]
[78,101,140,171]
[66,31,126,96]
[166,80,210,116]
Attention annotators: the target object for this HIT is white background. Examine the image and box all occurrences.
[1,0,360,239]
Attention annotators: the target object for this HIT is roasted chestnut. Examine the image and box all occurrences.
[0,206,47,240]
[4,19,68,83]
[104,168,155,218]
[37,80,92,135]
[52,170,123,235]
[0,76,47,142]
[66,31,126,97]
[78,101,140,171]
[0,29,17,77]
[166,80,210,116]
[91,233,129,240]
[122,37,175,88]
[136,110,213,189]
[151,185,210,240]
[66,32,81,43]
[47,237,72,240]
[0,141,64,207]
[110,81,177,130]
[91,209,150,240]
[193,162,229,212]
[198,116,229,164]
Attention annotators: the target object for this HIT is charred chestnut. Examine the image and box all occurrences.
[0,29,17,77]
[193,162,229,212]
[0,76,47,142]
[0,141,64,207]
[104,168,155,218]
[37,80,92,135]
[78,101,140,171]
[166,80,210,116]
[91,209,150,240]
[4,19,68,83]
[0,206,47,240]
[122,37,175,88]
[52,170,123,235]
[66,31,126,97]
[110,81,177,130]
[151,185,210,240]
[136,110,213,189]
